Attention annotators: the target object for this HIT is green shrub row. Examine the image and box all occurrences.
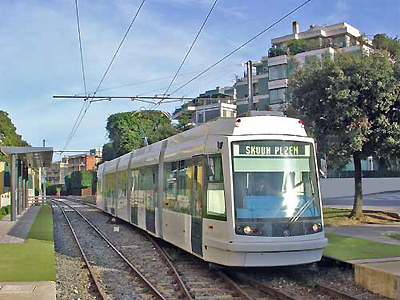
[0,205,11,218]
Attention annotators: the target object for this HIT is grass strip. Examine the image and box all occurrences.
[324,233,400,261]
[0,205,55,282]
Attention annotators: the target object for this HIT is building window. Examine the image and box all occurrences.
[269,64,287,81]
[269,88,286,104]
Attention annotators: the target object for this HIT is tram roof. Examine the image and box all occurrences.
[0,146,53,168]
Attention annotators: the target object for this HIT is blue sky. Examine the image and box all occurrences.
[1,0,399,160]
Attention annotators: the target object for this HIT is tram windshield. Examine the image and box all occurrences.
[232,140,322,237]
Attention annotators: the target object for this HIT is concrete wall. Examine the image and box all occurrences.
[320,178,400,198]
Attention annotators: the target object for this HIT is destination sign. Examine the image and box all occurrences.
[233,142,310,157]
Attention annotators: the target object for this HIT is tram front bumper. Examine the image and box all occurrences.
[203,236,328,267]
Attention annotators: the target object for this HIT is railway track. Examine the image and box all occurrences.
[56,197,366,300]
[52,199,165,300]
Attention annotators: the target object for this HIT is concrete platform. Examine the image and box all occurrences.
[0,206,56,300]
[354,259,400,300]
[0,282,55,300]
[0,205,40,243]
[325,225,400,299]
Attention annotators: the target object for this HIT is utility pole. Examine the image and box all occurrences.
[247,60,254,112]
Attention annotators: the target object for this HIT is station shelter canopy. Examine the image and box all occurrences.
[0,146,53,221]
[0,147,53,168]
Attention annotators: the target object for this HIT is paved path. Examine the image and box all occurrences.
[0,206,40,243]
[325,224,400,246]
[323,191,400,214]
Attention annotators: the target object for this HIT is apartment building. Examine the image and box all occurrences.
[172,86,236,124]
[46,159,69,185]
[235,21,372,114]
[172,22,372,125]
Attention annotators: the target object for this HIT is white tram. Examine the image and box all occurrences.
[96,116,328,267]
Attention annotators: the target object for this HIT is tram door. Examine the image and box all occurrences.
[191,157,204,256]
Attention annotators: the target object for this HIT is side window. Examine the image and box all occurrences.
[206,154,226,219]
[165,162,177,210]
[177,160,192,214]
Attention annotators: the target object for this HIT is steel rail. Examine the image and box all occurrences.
[51,200,109,300]
[314,283,361,300]
[234,272,296,300]
[219,271,256,300]
[285,272,361,300]
[147,235,194,300]
[53,199,167,300]
[64,197,194,300]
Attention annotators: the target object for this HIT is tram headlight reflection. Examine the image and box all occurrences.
[243,226,253,235]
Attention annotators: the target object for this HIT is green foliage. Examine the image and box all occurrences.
[0,205,11,219]
[268,47,286,58]
[289,48,400,218]
[102,142,117,162]
[373,34,400,59]
[287,39,308,55]
[71,170,95,189]
[289,51,400,164]
[0,110,30,162]
[45,184,63,196]
[268,39,309,58]
[177,109,194,132]
[105,111,176,158]
[64,174,71,194]
[324,233,400,261]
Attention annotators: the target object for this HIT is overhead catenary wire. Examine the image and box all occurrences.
[167,0,312,97]
[75,0,87,97]
[78,63,241,95]
[62,0,147,153]
[61,0,88,154]
[153,0,218,110]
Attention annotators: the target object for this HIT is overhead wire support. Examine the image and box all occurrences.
[155,0,218,109]
[61,0,147,153]
[168,0,312,97]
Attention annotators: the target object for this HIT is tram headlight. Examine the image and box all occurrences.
[243,226,253,235]
[311,223,322,232]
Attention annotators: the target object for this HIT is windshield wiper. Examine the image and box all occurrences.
[287,195,315,226]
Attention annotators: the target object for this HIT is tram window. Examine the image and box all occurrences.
[118,170,127,199]
[131,170,139,206]
[138,168,155,208]
[206,154,226,219]
[177,160,192,214]
[165,162,177,210]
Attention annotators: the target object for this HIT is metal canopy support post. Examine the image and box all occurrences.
[17,159,22,215]
[23,165,28,210]
[10,154,17,221]
[39,167,42,203]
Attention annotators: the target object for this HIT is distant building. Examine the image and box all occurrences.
[46,160,69,185]
[172,21,372,125]
[66,154,97,174]
[235,21,372,114]
[171,86,236,125]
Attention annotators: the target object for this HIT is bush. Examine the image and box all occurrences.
[0,205,11,217]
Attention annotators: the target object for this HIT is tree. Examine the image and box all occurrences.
[105,110,177,158]
[289,50,400,219]
[177,109,194,132]
[101,142,117,163]
[0,110,29,162]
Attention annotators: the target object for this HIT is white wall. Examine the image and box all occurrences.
[320,178,400,198]
[0,192,10,208]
